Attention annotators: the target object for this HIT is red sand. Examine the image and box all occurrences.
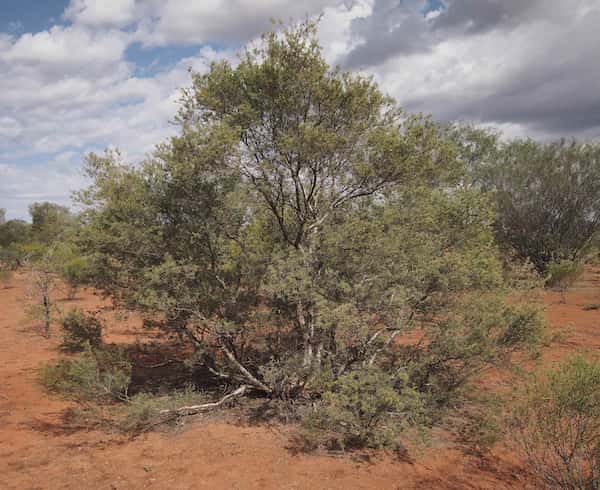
[2,268,599,489]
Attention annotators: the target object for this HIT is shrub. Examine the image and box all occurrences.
[60,255,92,299]
[300,367,426,451]
[546,260,584,303]
[512,357,600,489]
[40,345,131,402]
[473,137,600,274]
[60,309,103,351]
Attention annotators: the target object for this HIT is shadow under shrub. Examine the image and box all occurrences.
[40,345,131,402]
[60,308,103,352]
[299,366,426,452]
[511,356,600,489]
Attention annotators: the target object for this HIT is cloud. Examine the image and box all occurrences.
[342,0,600,140]
[0,154,88,220]
[1,25,129,76]
[63,0,137,27]
[342,0,433,68]
[133,0,340,46]
[1,0,599,219]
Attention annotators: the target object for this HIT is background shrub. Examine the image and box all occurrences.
[60,308,103,351]
[546,259,584,303]
[512,357,600,489]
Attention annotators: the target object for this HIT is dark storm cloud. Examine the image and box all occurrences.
[431,0,544,34]
[344,0,600,140]
[343,0,431,68]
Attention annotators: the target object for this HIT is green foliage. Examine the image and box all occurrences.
[512,357,600,489]
[0,219,32,270]
[51,243,93,298]
[0,219,31,249]
[60,308,103,352]
[300,367,425,451]
[39,345,131,402]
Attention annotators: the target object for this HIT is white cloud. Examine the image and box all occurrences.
[63,0,137,27]
[1,0,599,220]
[1,25,129,77]
[133,0,340,46]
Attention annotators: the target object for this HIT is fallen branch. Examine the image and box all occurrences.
[218,342,273,394]
[159,385,249,417]
[138,359,180,369]
[137,385,250,434]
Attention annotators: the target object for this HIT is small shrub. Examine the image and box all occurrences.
[60,309,103,351]
[546,260,584,303]
[511,356,600,489]
[455,395,504,454]
[40,345,131,402]
[300,367,426,451]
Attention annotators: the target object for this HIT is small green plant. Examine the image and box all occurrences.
[511,356,600,489]
[40,345,131,402]
[300,367,425,451]
[546,260,584,303]
[60,308,103,352]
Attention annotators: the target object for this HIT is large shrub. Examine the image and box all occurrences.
[512,357,600,489]
[73,21,545,448]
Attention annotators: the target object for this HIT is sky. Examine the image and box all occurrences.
[0,0,599,220]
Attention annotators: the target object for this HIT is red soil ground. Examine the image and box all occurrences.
[1,268,599,489]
